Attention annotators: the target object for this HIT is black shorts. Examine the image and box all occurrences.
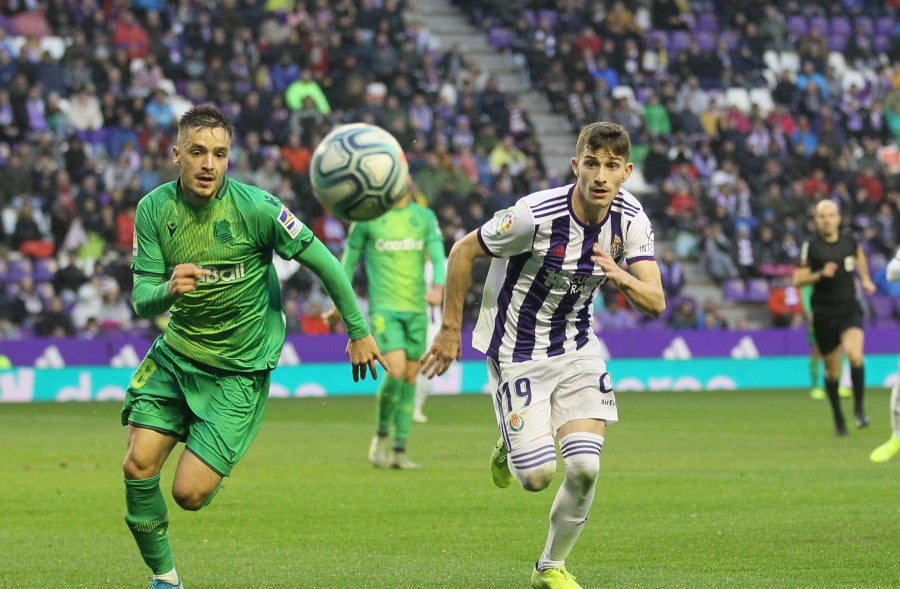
[812,310,864,355]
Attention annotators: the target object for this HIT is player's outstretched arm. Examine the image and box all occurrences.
[294,238,386,380]
[420,230,484,379]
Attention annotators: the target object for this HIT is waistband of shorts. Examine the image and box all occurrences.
[158,337,266,378]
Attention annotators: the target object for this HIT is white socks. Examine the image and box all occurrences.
[537,432,604,571]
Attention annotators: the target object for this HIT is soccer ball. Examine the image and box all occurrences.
[309,123,409,222]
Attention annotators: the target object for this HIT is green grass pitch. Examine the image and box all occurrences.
[1,388,898,588]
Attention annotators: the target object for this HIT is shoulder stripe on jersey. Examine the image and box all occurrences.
[611,197,640,217]
[531,194,568,219]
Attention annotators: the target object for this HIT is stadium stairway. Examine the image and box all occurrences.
[664,244,771,329]
[404,0,577,180]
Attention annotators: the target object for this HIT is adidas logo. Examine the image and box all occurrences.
[662,336,692,360]
[730,336,759,359]
[548,244,566,258]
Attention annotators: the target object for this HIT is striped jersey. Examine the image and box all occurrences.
[472,183,656,363]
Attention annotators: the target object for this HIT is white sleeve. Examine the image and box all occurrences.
[477,201,535,258]
[623,210,656,264]
[887,248,900,283]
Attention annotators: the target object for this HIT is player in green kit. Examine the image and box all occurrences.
[338,191,446,469]
[120,105,385,589]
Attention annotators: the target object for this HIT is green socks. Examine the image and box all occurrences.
[376,376,403,435]
[124,474,174,575]
[392,381,416,451]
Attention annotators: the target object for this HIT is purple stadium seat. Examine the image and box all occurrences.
[536,9,557,29]
[669,30,692,53]
[829,35,848,52]
[522,9,536,28]
[32,258,54,282]
[487,27,512,50]
[787,15,808,38]
[696,12,719,33]
[746,278,771,303]
[854,15,874,36]
[868,295,894,322]
[722,279,747,302]
[697,31,716,51]
[830,15,852,37]
[647,29,668,48]
[809,15,829,34]
[720,31,739,51]
[2,259,27,283]
[875,16,896,36]
[873,35,891,53]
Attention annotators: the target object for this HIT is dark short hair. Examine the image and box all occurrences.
[178,104,234,141]
[575,121,631,160]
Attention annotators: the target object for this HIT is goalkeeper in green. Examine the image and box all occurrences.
[120,105,385,589]
[338,191,446,469]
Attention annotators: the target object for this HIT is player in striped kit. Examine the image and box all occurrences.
[421,122,665,589]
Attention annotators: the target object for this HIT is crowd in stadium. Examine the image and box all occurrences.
[0,0,899,339]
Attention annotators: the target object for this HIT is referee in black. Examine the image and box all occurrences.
[794,199,877,436]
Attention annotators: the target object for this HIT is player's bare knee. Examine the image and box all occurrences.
[122,456,157,480]
[173,491,206,511]
[172,485,209,511]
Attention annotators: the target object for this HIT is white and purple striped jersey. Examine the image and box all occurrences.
[472,183,656,363]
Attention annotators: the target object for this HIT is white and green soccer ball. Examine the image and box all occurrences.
[310,123,409,222]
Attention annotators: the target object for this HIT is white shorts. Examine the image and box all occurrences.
[487,351,618,449]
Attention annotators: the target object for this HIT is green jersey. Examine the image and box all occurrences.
[342,202,446,314]
[132,178,362,372]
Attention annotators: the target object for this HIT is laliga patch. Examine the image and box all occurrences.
[508,412,525,432]
[278,205,303,239]
[132,229,138,256]
[496,211,515,234]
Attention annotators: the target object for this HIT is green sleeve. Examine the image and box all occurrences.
[131,273,177,318]
[295,237,370,339]
[340,223,364,282]
[800,284,812,314]
[427,238,446,286]
[312,85,331,114]
[425,210,446,285]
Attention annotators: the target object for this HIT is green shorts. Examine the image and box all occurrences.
[120,337,271,477]
[370,310,427,359]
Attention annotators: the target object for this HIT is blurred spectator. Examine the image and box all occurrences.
[34,296,76,338]
[8,276,44,328]
[300,299,331,335]
[668,297,699,329]
[595,293,638,332]
[700,222,739,283]
[285,68,331,113]
[768,276,805,328]
[658,249,686,299]
[283,298,303,333]
[698,298,729,329]
[112,9,151,60]
[733,224,761,280]
[97,277,134,331]
[52,251,88,304]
